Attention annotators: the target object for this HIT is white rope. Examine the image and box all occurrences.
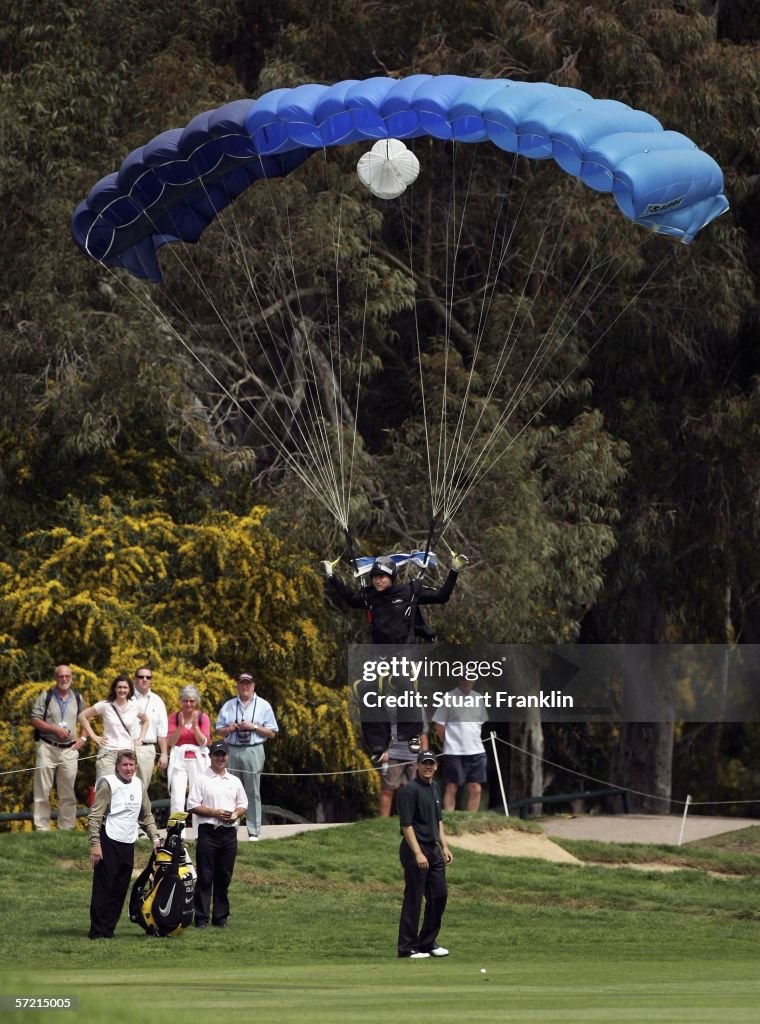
[493,733,760,809]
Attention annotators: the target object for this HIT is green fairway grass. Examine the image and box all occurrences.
[1,818,758,1023]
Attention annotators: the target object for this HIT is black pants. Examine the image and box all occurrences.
[397,841,448,956]
[194,825,238,925]
[89,829,134,938]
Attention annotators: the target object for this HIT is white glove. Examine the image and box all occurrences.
[451,553,469,572]
[322,560,335,578]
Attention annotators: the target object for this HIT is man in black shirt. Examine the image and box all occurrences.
[396,750,453,959]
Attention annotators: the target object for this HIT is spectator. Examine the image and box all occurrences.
[379,717,430,818]
[78,675,149,779]
[87,749,160,939]
[187,740,247,929]
[432,679,489,811]
[30,664,87,831]
[166,684,211,837]
[215,672,278,842]
[131,666,168,792]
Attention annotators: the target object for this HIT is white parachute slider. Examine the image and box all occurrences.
[356,139,420,199]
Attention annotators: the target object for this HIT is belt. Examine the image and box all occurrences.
[198,823,237,831]
[40,737,74,749]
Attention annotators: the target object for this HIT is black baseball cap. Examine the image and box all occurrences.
[209,741,229,755]
[417,751,437,764]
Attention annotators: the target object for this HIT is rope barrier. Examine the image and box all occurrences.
[491,734,760,810]
[5,737,759,813]
[0,753,414,780]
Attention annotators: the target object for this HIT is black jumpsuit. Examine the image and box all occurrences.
[328,570,459,753]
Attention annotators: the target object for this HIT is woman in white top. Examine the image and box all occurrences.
[79,675,149,779]
[166,684,211,839]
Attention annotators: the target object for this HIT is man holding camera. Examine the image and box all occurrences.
[31,664,88,831]
[215,673,278,841]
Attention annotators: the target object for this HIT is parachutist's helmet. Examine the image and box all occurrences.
[370,556,397,581]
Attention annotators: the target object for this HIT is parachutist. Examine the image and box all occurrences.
[327,547,464,762]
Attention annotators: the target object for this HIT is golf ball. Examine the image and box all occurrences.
[480,968,487,974]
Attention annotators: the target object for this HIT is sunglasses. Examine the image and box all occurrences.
[136,674,152,680]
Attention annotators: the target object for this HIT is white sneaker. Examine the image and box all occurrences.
[409,952,430,959]
[430,946,449,957]
[247,835,259,842]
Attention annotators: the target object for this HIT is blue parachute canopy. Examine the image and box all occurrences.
[71,75,729,282]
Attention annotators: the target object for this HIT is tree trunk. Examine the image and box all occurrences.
[611,590,674,814]
[506,649,544,813]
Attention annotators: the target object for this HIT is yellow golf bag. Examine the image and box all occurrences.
[129,812,196,936]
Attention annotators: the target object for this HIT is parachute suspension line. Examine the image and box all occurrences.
[258,159,352,527]
[205,169,349,527]
[441,190,629,524]
[441,200,574,513]
[446,222,628,514]
[444,247,675,523]
[442,234,614,523]
[99,262,348,525]
[420,515,439,576]
[117,194,338,514]
[328,157,354,526]
[433,142,477,520]
[313,147,351,525]
[194,183,343,511]
[346,189,376,520]
[131,167,349,529]
[397,178,438,519]
[243,155,355,528]
[438,151,526,520]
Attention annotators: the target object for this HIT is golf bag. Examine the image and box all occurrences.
[129,812,196,936]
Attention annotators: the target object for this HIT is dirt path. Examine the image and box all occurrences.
[538,813,758,846]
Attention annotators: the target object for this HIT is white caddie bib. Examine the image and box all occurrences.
[102,774,143,843]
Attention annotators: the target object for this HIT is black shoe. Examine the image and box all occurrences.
[212,921,228,929]
[195,921,209,929]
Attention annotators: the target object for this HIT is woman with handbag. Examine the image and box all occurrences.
[78,675,149,779]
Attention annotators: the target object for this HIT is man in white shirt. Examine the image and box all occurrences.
[187,741,248,929]
[131,666,169,792]
[432,680,489,811]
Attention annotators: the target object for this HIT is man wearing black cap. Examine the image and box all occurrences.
[187,741,247,929]
[324,555,465,646]
[396,750,453,959]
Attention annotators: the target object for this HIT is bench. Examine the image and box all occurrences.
[506,787,632,818]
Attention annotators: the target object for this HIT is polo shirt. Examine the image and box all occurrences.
[397,775,442,845]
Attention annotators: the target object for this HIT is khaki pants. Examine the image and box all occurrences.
[95,748,124,780]
[134,744,156,790]
[34,742,79,830]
